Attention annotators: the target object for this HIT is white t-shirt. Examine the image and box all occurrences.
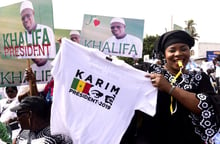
[0,97,18,123]
[102,34,143,58]
[51,38,157,144]
[0,87,17,123]
[17,138,46,144]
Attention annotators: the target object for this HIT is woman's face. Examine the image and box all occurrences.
[6,87,17,99]
[165,43,190,73]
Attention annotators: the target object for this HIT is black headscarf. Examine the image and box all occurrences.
[155,30,195,55]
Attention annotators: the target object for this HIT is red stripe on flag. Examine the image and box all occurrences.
[82,83,91,94]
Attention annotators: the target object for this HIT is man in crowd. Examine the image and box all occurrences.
[11,96,73,143]
[69,30,81,43]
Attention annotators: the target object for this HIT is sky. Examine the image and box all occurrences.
[52,0,220,43]
[1,0,220,43]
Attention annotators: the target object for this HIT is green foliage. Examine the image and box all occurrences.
[0,122,12,144]
[118,34,159,65]
[143,35,160,58]
[184,19,200,41]
[118,56,135,66]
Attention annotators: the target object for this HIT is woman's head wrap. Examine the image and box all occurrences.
[154,30,195,55]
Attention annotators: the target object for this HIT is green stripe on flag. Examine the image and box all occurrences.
[71,78,79,89]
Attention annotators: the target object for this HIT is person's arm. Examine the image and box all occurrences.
[167,85,200,114]
[146,73,200,114]
[24,68,39,96]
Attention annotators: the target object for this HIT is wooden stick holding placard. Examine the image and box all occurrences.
[27,59,33,96]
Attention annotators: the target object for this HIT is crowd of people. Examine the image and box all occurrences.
[185,55,220,94]
[1,31,220,144]
[1,1,220,144]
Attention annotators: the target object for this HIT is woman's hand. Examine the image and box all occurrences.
[145,73,172,93]
[146,73,200,113]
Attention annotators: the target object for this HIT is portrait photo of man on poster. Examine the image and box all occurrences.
[80,14,144,58]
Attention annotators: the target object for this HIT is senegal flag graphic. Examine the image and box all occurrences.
[71,78,92,94]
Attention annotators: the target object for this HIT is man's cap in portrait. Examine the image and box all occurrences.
[110,17,126,25]
[155,30,195,54]
[20,0,34,14]
[69,30,80,36]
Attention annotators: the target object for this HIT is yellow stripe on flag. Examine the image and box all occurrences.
[76,80,86,92]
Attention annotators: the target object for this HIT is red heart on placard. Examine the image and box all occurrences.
[93,18,100,27]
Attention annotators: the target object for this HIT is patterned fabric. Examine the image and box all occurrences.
[16,126,73,144]
[194,93,218,142]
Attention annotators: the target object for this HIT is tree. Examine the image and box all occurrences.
[184,19,200,41]
[143,35,159,59]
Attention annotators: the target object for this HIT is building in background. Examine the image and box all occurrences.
[198,42,220,59]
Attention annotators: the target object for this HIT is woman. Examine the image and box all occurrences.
[121,30,218,144]
[0,86,18,117]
